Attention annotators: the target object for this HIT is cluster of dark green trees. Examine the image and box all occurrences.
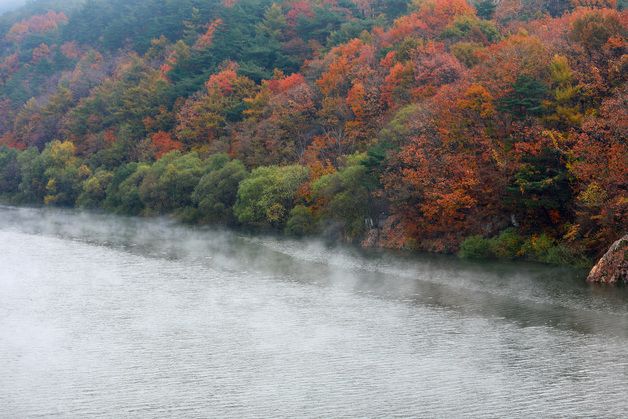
[0,142,377,239]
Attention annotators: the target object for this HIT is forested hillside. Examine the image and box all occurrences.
[0,0,625,266]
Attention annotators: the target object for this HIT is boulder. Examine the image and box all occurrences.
[587,234,628,285]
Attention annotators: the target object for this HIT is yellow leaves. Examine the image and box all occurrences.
[266,203,286,223]
[541,130,568,153]
[242,90,270,119]
[549,55,573,86]
[78,164,92,179]
[491,148,506,170]
[45,178,56,193]
[43,196,56,206]
[578,182,607,208]
[544,56,584,128]
[554,85,580,102]
[48,140,77,167]
[554,104,583,125]
[563,223,581,243]
[457,83,495,118]
[44,178,58,206]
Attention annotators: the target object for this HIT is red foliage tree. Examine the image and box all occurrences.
[151,131,183,159]
[194,19,223,49]
[6,11,68,43]
[232,71,317,166]
[568,91,628,254]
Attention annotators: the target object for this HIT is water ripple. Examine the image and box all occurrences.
[0,209,627,418]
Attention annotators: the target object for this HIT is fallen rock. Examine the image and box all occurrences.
[587,234,628,285]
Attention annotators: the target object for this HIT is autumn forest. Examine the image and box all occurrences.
[0,0,625,267]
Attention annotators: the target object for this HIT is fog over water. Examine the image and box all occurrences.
[1,206,627,417]
[0,0,25,13]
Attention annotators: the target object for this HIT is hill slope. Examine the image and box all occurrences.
[0,0,625,266]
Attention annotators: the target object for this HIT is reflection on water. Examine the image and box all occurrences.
[1,206,627,417]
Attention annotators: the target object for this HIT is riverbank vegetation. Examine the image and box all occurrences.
[0,0,625,267]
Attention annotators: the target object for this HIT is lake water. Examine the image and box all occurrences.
[1,206,627,418]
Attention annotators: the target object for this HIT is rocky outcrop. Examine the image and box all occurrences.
[587,235,628,285]
[360,215,408,250]
[361,228,380,249]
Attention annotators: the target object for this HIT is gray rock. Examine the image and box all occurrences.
[587,234,628,285]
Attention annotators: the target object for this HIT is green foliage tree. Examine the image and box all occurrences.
[312,153,378,239]
[285,205,317,237]
[506,143,572,226]
[458,235,493,259]
[62,55,171,154]
[17,147,47,204]
[441,15,501,45]
[544,55,582,129]
[77,169,113,208]
[459,229,585,266]
[40,140,88,207]
[451,41,484,67]
[234,164,309,228]
[138,151,206,214]
[0,146,21,196]
[192,154,248,224]
[16,141,86,206]
[102,162,141,213]
[498,75,548,119]
[474,0,496,20]
[105,163,150,215]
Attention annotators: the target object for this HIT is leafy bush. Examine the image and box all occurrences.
[460,230,584,267]
[490,228,524,260]
[521,234,587,266]
[521,234,556,261]
[459,235,494,259]
[542,244,577,266]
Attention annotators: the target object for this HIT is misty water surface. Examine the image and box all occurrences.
[1,206,627,417]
